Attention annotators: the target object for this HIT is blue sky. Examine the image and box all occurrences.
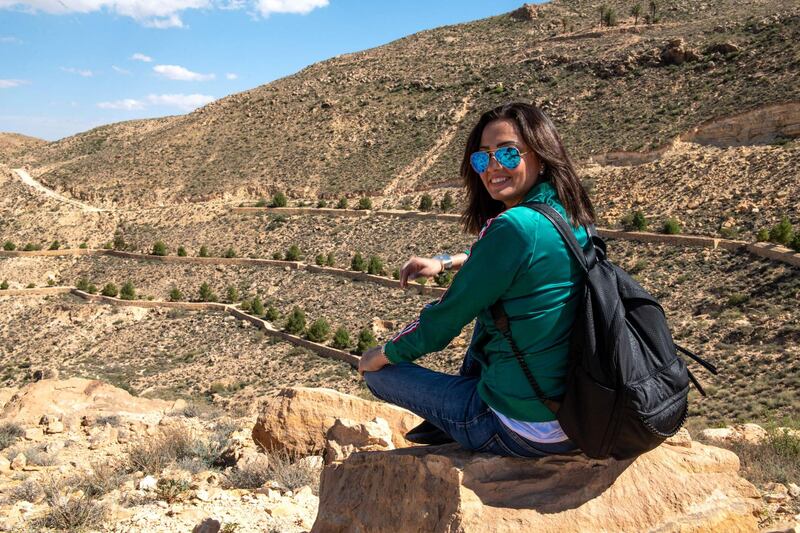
[0,0,535,141]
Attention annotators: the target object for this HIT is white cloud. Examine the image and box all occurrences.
[112,65,132,75]
[61,67,94,77]
[97,98,145,110]
[0,0,209,28]
[154,64,214,81]
[255,0,328,16]
[0,79,28,88]
[0,36,22,44]
[225,72,238,80]
[147,93,215,111]
[96,93,214,112]
[131,52,153,62]
[0,1,327,27]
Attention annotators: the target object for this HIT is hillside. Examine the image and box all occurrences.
[0,133,46,161]
[11,0,799,209]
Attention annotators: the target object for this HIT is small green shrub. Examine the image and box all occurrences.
[86,283,97,294]
[284,307,306,335]
[317,199,327,208]
[264,305,279,321]
[226,285,239,303]
[306,318,332,343]
[49,240,60,251]
[113,234,126,250]
[101,283,118,297]
[332,327,351,350]
[416,277,427,286]
[119,282,136,300]
[791,233,800,252]
[155,478,191,504]
[169,287,184,302]
[76,278,90,291]
[3,241,15,251]
[325,252,335,267]
[756,228,769,242]
[240,299,252,313]
[621,211,648,231]
[419,194,433,212]
[198,282,217,302]
[356,328,378,355]
[367,255,384,276]
[177,246,187,257]
[250,295,264,316]
[223,247,236,258]
[0,280,8,290]
[151,241,167,256]
[315,253,325,266]
[79,242,88,249]
[336,198,348,209]
[727,293,749,307]
[351,252,367,272]
[46,278,56,287]
[663,218,681,235]
[22,243,41,251]
[392,268,400,280]
[255,198,267,208]
[26,282,36,288]
[271,192,288,208]
[272,251,283,260]
[769,217,794,246]
[285,245,301,261]
[434,271,453,287]
[199,245,210,257]
[357,197,373,210]
[439,192,454,212]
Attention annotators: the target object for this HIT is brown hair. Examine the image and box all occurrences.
[460,102,595,234]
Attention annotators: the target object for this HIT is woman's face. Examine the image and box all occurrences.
[477,118,542,209]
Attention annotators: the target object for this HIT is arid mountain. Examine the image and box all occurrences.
[0,133,46,161]
[11,0,799,208]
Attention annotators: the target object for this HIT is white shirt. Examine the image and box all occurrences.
[491,408,569,443]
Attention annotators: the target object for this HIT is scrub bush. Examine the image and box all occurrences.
[101,283,118,297]
[351,252,367,272]
[271,192,288,207]
[356,328,378,355]
[419,194,433,212]
[306,318,331,343]
[332,327,351,350]
[284,307,306,335]
[152,241,167,256]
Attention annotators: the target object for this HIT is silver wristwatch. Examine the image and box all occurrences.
[433,253,453,271]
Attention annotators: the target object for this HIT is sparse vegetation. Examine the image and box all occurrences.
[177,246,187,257]
[101,283,118,297]
[284,307,306,335]
[169,287,184,302]
[223,247,237,258]
[250,295,265,316]
[264,304,280,322]
[356,328,378,355]
[419,193,433,212]
[226,285,239,303]
[357,197,373,210]
[199,282,217,302]
[3,241,15,251]
[315,253,325,266]
[336,197,348,209]
[768,217,794,246]
[439,192,454,212]
[0,421,24,450]
[711,427,800,487]
[199,245,210,257]
[285,244,301,261]
[306,318,331,343]
[0,279,8,290]
[151,240,167,256]
[326,252,335,267]
[621,211,648,232]
[48,240,60,250]
[155,478,191,504]
[113,234,126,251]
[434,270,453,287]
[223,450,320,493]
[38,478,107,532]
[367,255,385,276]
[271,191,288,207]
[317,199,327,208]
[663,218,682,235]
[332,327,352,350]
[351,252,367,272]
[119,281,136,300]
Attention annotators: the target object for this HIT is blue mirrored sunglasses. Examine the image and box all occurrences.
[469,146,530,174]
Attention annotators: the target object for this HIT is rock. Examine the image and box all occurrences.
[297,455,324,470]
[1,378,172,426]
[46,421,65,434]
[0,455,11,474]
[39,414,59,426]
[138,475,158,491]
[705,42,740,55]
[788,483,800,498]
[510,3,539,21]
[660,38,700,66]
[313,440,761,532]
[45,440,65,454]
[251,387,421,455]
[11,453,26,470]
[23,427,43,440]
[664,427,692,448]
[700,423,768,445]
[266,501,303,519]
[323,417,395,464]
[194,489,211,502]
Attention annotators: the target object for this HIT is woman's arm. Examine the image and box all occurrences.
[399,252,469,288]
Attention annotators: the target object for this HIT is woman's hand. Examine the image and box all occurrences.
[400,256,443,288]
[358,345,390,376]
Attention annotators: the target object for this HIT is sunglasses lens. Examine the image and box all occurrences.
[470,151,489,173]
[495,147,522,169]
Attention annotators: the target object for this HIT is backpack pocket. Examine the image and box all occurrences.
[557,366,618,459]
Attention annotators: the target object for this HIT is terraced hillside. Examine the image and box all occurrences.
[12,0,799,208]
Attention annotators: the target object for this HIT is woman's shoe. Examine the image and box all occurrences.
[405,420,454,445]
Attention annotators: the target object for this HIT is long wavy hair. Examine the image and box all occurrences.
[460,102,595,234]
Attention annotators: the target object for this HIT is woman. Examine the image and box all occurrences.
[358,102,595,458]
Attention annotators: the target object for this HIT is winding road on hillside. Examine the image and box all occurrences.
[12,168,106,213]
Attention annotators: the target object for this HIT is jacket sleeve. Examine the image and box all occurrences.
[384,214,534,363]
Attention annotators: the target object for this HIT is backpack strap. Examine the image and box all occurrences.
[489,301,561,414]
[521,202,598,272]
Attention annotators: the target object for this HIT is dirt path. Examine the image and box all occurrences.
[12,167,107,213]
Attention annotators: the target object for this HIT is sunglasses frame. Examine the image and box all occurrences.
[470,146,531,174]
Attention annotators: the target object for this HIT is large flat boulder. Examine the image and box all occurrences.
[251,387,421,455]
[313,437,761,532]
[0,378,175,426]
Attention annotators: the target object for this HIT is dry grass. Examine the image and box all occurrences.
[5,478,43,504]
[35,475,108,531]
[126,423,232,475]
[73,460,127,498]
[223,450,321,494]
[703,427,800,487]
[0,422,24,451]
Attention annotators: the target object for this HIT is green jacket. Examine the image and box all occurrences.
[384,181,589,422]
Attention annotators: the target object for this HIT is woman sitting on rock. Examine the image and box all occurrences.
[359,102,595,457]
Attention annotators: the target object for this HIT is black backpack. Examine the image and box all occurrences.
[490,203,718,460]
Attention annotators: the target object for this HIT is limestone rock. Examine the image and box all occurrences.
[45,421,65,434]
[661,38,700,66]
[313,440,761,532]
[0,455,11,474]
[10,453,26,470]
[192,518,221,533]
[1,378,172,426]
[700,423,768,445]
[323,417,395,464]
[251,387,421,455]
[23,427,43,441]
[138,475,158,491]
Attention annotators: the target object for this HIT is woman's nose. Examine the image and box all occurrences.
[486,153,502,170]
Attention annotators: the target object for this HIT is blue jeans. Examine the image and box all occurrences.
[364,321,578,458]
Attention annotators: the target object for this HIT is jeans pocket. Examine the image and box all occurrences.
[475,434,528,458]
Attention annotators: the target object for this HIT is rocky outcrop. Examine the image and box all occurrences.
[251,387,421,455]
[0,378,177,426]
[313,437,761,532]
[323,417,395,464]
[660,38,700,66]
